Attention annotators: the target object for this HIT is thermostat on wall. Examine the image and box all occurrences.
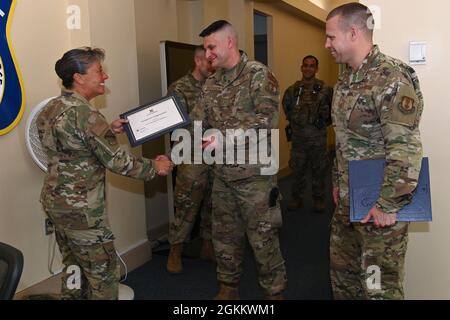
[409,41,426,65]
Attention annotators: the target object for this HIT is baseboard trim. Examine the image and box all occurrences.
[14,239,152,300]
[119,239,152,277]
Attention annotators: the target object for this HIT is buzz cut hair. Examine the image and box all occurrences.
[327,2,374,39]
[199,20,231,37]
[194,45,205,55]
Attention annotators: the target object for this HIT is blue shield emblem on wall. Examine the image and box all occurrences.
[0,0,25,135]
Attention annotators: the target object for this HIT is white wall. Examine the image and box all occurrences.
[361,0,450,299]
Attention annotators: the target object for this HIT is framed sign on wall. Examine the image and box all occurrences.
[0,0,25,136]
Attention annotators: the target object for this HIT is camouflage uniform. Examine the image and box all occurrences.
[330,45,424,299]
[167,73,213,245]
[37,91,156,300]
[198,52,287,296]
[282,79,332,202]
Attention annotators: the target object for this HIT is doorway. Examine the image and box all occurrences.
[254,11,269,66]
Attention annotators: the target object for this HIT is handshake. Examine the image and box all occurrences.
[154,155,174,176]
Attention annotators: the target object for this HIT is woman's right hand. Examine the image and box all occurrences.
[154,155,173,176]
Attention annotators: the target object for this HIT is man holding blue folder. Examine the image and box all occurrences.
[325,3,424,299]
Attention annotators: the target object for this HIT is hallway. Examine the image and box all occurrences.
[124,173,334,300]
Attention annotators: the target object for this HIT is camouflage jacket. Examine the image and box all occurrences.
[37,90,156,229]
[332,45,424,214]
[282,78,332,137]
[167,71,203,116]
[198,52,279,180]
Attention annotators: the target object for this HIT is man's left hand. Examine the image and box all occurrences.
[361,206,397,227]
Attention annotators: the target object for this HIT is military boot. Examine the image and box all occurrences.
[213,283,240,300]
[313,197,326,212]
[167,243,183,274]
[199,239,216,262]
[266,293,285,300]
[287,198,303,211]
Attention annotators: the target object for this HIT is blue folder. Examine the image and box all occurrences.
[349,157,432,222]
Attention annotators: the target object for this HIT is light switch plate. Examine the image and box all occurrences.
[409,41,426,65]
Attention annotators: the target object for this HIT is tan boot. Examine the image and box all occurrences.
[167,243,183,274]
[287,198,303,211]
[313,197,326,212]
[213,283,240,300]
[199,240,216,262]
[266,293,284,300]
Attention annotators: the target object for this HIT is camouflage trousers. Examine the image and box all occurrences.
[169,164,213,244]
[50,220,120,300]
[212,175,287,296]
[330,211,409,300]
[289,135,328,200]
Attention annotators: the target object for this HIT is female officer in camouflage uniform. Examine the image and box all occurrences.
[37,47,173,300]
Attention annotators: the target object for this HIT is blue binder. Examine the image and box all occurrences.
[349,157,432,222]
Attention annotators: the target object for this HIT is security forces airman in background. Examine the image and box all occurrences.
[282,55,333,212]
[325,3,424,299]
[198,20,287,300]
[38,47,173,299]
[167,46,216,274]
